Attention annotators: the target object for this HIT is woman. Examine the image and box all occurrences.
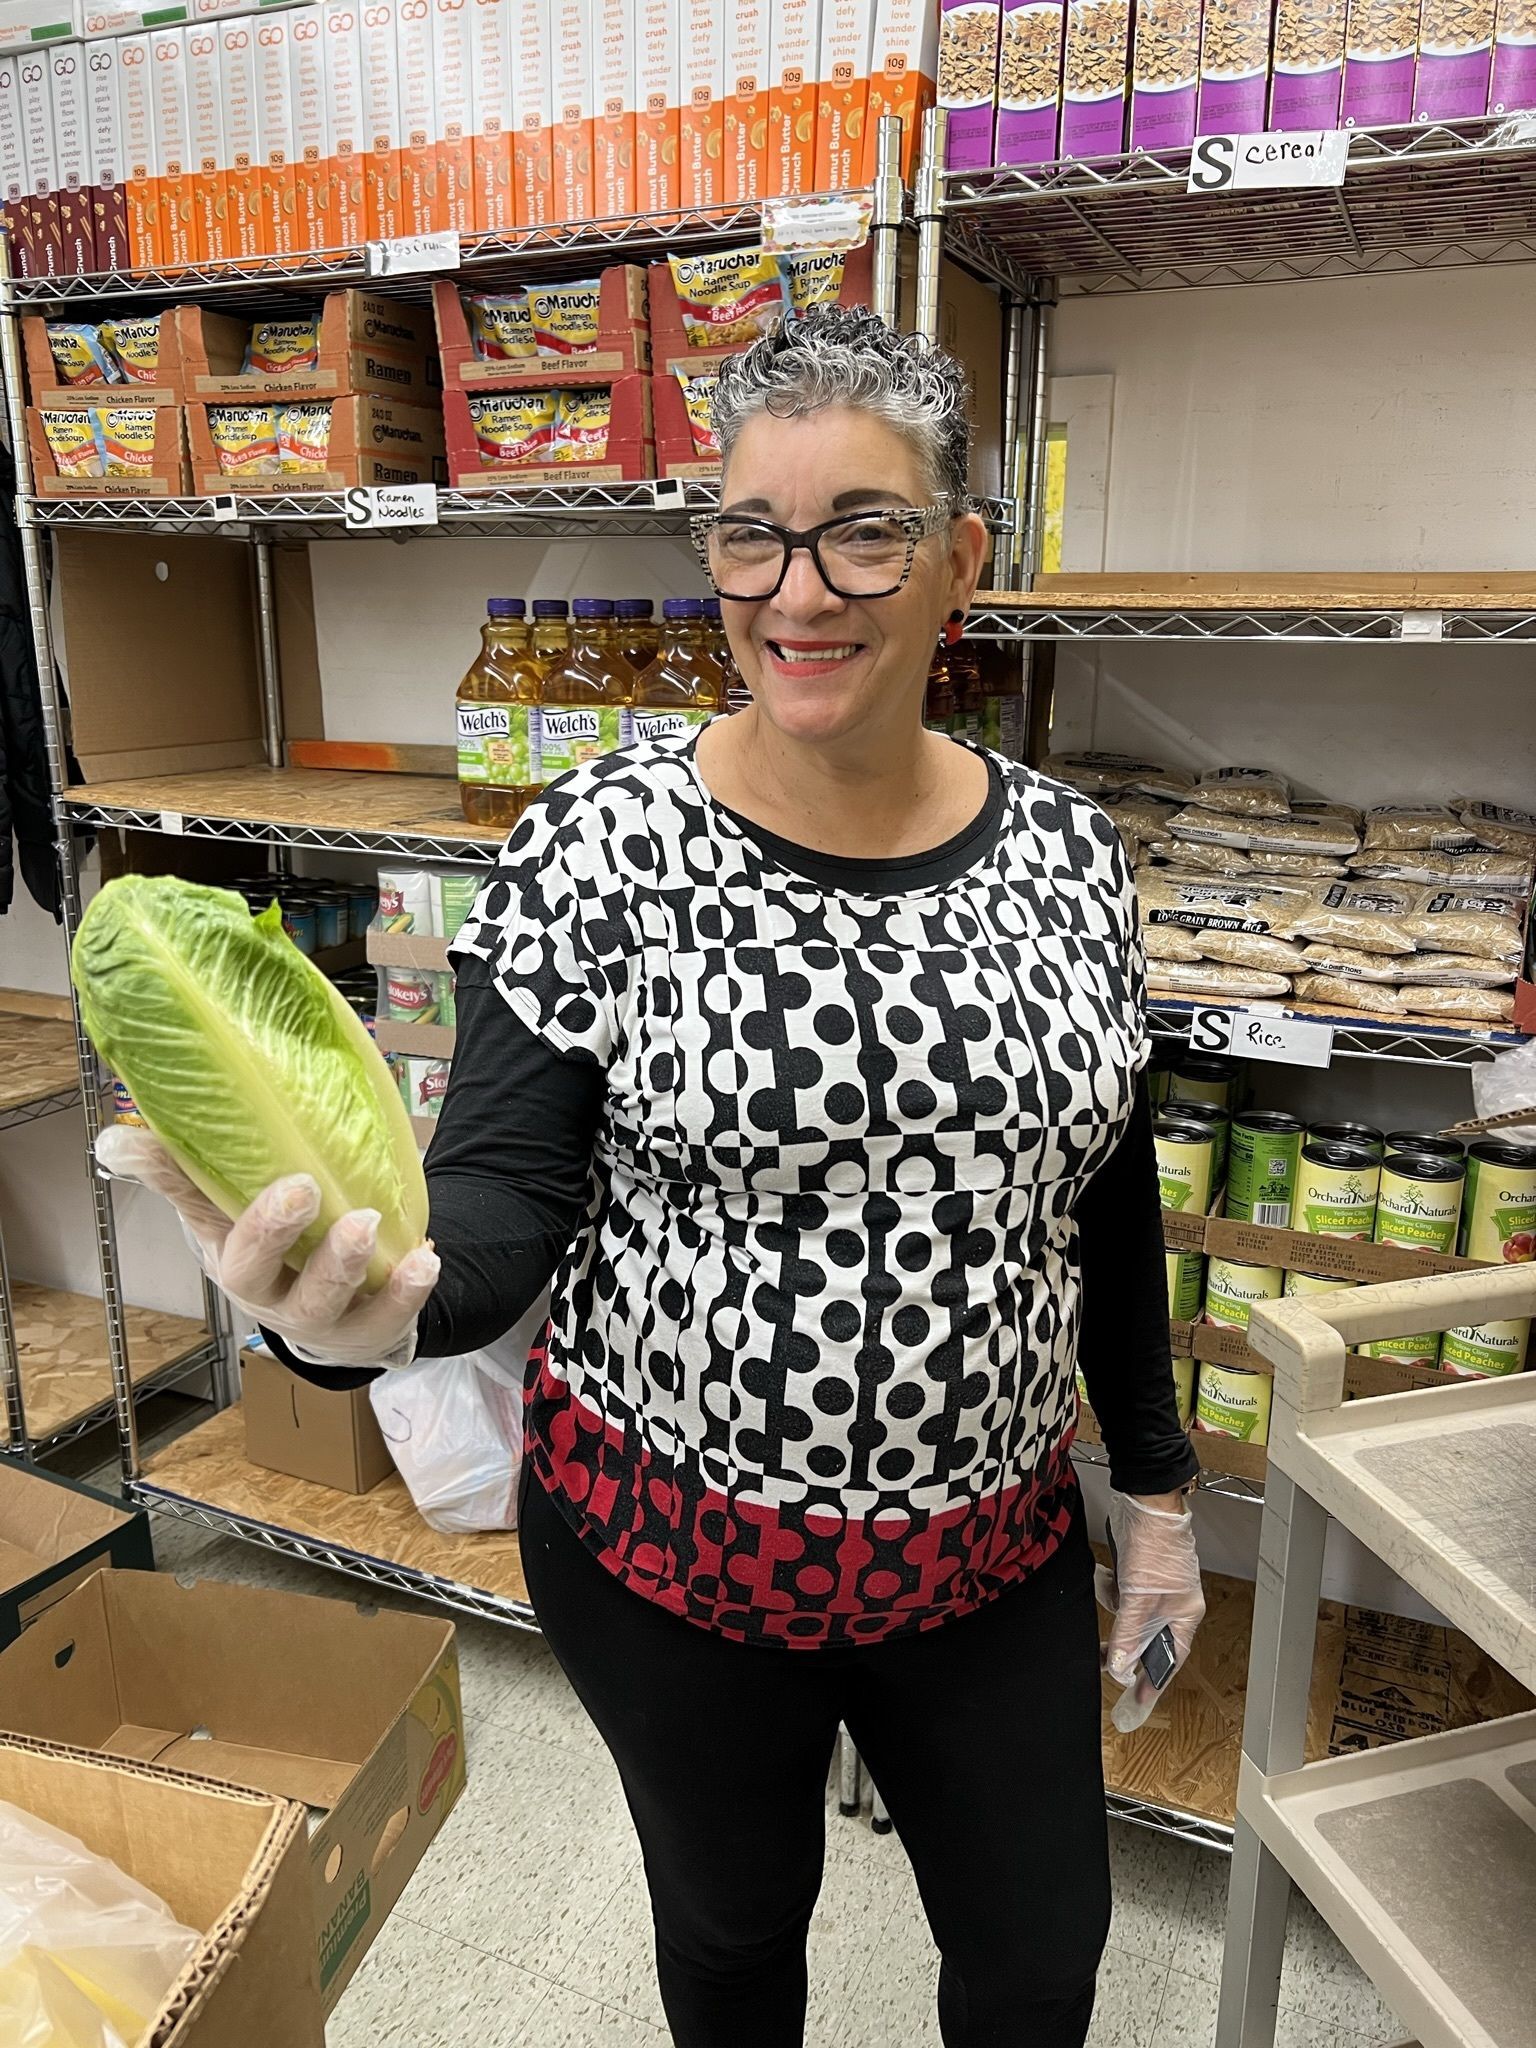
[103,307,1204,2048]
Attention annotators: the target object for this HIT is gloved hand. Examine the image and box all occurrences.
[1095,1488,1205,1734]
[96,1125,438,1369]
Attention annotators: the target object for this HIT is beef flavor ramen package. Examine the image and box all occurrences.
[674,371,720,461]
[525,281,602,355]
[466,291,537,361]
[468,391,559,465]
[553,389,612,464]
[668,248,791,348]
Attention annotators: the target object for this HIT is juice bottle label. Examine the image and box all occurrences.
[457,700,533,786]
[625,708,710,745]
[537,705,623,777]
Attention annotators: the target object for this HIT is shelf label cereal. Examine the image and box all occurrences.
[768,0,822,197]
[1490,0,1536,111]
[636,0,681,213]
[865,0,942,179]
[1341,0,1421,127]
[596,0,638,216]
[469,0,513,231]
[675,369,720,459]
[1196,0,1274,133]
[553,389,612,463]
[1270,0,1348,126]
[279,401,334,472]
[939,0,1002,167]
[525,279,602,354]
[207,403,283,474]
[433,0,475,231]
[467,390,558,464]
[220,19,261,260]
[1060,0,1132,159]
[680,0,724,205]
[467,290,536,360]
[1000,0,1069,165]
[725,0,770,201]
[552,0,593,223]
[815,0,875,190]
[669,245,790,344]
[536,705,624,776]
[41,408,104,477]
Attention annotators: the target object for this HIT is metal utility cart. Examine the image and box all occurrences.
[1217,1260,1536,2048]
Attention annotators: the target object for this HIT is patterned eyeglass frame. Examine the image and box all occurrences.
[689,501,958,602]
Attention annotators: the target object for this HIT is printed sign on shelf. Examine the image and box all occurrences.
[1189,1007,1335,1069]
[1187,130,1349,195]
[342,485,440,530]
[365,229,462,277]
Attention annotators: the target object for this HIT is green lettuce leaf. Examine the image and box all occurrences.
[72,876,427,1289]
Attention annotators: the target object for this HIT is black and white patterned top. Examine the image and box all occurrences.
[451,736,1151,1647]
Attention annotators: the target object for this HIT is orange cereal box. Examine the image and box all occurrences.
[288,4,328,251]
[768,0,822,199]
[395,0,441,233]
[433,0,474,232]
[469,0,513,231]
[185,28,229,263]
[679,0,723,206]
[552,0,593,222]
[218,18,260,260]
[509,0,551,227]
[117,33,161,269]
[359,0,402,238]
[150,30,195,266]
[816,0,874,191]
[724,0,770,202]
[635,0,679,215]
[864,0,940,180]
[253,12,296,256]
[594,0,635,219]
[323,0,367,248]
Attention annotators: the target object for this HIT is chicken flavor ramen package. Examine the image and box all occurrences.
[101,316,163,383]
[675,371,721,461]
[525,281,602,356]
[468,391,560,465]
[41,408,105,477]
[278,402,333,473]
[242,317,322,374]
[44,322,123,386]
[206,404,283,476]
[668,248,791,347]
[97,406,158,477]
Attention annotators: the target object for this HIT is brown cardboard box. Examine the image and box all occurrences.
[174,292,440,405]
[0,1570,466,2011]
[0,1458,154,1647]
[0,1732,324,2047]
[28,401,191,496]
[186,393,447,494]
[241,1348,394,1495]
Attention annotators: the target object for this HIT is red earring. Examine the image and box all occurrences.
[944,613,965,646]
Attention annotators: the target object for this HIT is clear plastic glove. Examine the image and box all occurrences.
[1095,1489,1205,1734]
[95,1124,438,1369]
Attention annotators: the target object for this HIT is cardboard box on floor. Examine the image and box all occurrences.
[0,1457,153,1649]
[242,1346,395,1495]
[0,1732,324,2047]
[0,1570,466,2010]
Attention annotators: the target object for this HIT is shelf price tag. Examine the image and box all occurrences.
[1398,610,1444,641]
[1189,1006,1335,1068]
[364,229,461,277]
[1187,130,1348,194]
[342,484,439,531]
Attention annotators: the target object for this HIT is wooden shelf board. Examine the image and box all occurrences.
[981,573,1536,613]
[142,1404,530,1608]
[1149,984,1521,1038]
[10,1282,211,1439]
[61,765,504,847]
[0,1008,80,1117]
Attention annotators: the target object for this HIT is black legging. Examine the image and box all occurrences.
[519,1470,1111,2048]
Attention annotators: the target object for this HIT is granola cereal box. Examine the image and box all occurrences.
[635,0,679,213]
[552,0,592,223]
[433,0,474,231]
[1196,0,1274,133]
[1341,0,1422,125]
[150,28,195,266]
[253,12,296,258]
[865,0,941,179]
[725,0,770,200]
[1269,0,1347,126]
[468,0,513,232]
[1129,0,1202,151]
[814,0,872,189]
[395,0,440,233]
[186,25,230,261]
[510,0,551,227]
[1413,0,1495,114]
[289,4,328,251]
[998,0,1065,163]
[679,0,723,204]
[218,18,260,260]
[768,0,823,196]
[323,0,366,248]
[1489,0,1536,111]
[1060,0,1132,157]
[940,0,1002,168]
[596,0,637,217]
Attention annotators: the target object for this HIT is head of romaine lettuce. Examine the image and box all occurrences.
[72,875,427,1290]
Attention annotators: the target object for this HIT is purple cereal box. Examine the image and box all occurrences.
[1489,0,1536,109]
[941,0,1004,167]
[1129,0,1203,153]
[1196,0,1276,134]
[1060,0,1133,157]
[1341,0,1422,126]
[996,0,1067,163]
[1269,0,1347,126]
[1414,0,1495,119]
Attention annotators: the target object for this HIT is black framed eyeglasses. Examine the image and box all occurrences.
[690,502,957,602]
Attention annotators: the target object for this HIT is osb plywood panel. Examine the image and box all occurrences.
[995,572,1536,610]
[11,1283,208,1437]
[145,1405,530,1608]
[0,1010,79,1115]
[63,766,504,845]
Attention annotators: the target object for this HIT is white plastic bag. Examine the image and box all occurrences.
[1471,1039,1536,1142]
[369,1301,544,1533]
[0,1798,201,2048]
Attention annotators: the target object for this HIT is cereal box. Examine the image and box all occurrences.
[288,5,327,250]
[322,0,366,246]
[253,11,295,255]
[593,0,633,216]
[552,0,592,221]
[998,0,1066,163]
[865,0,941,179]
[636,0,679,213]
[1341,0,1422,125]
[0,55,34,276]
[1269,0,1347,126]
[509,0,551,227]
[1490,0,1536,109]
[119,37,161,267]
[1196,0,1274,133]
[432,0,473,230]
[150,28,194,266]
[939,0,1001,168]
[359,0,402,236]
[218,17,259,259]
[46,44,92,274]
[185,24,228,260]
[83,38,128,270]
[1128,0,1201,150]
[395,0,440,232]
[1060,0,1132,158]
[1413,0,1494,114]
[679,0,723,205]
[769,0,822,196]
[815,0,873,190]
[725,0,769,201]
[468,0,512,230]
[18,47,63,275]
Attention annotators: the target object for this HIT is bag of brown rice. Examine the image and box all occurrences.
[1398,985,1516,1024]
[1361,804,1479,853]
[1274,882,1418,957]
[1138,874,1310,937]
[1197,932,1309,975]
[1400,891,1525,965]
[1189,768,1292,818]
[1349,854,1455,886]
[1392,953,1517,988]
[1245,850,1349,880]
[1145,961,1293,1000]
[1293,974,1406,1016]
[1456,799,1536,856]
[1299,945,1406,983]
[1143,925,1206,962]
[1044,753,1189,797]
[1108,797,1181,840]
[1165,806,1358,857]
[1144,840,1254,878]
[1441,850,1536,897]
[1130,767,1200,804]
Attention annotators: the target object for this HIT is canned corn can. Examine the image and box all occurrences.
[1166,1250,1207,1322]
[1205,1255,1285,1331]
[1440,1319,1531,1377]
[1172,1354,1195,1427]
[1227,1112,1303,1228]
[1155,1116,1216,1217]
[404,1055,451,1121]
[1194,1363,1273,1444]
[1459,1139,1536,1264]
[1297,1141,1381,1240]
[386,969,440,1024]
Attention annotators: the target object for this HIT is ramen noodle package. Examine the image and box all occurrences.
[1393,953,1517,988]
[1361,803,1479,852]
[553,388,612,464]
[781,248,847,317]
[1400,893,1525,965]
[1190,767,1293,818]
[206,404,283,475]
[278,401,334,473]
[41,408,105,477]
[97,406,158,477]
[1274,882,1418,956]
[468,391,559,466]
[466,291,537,361]
[102,316,164,383]
[243,318,322,374]
[45,322,122,386]
[1197,932,1308,976]
[1142,925,1206,962]
[668,247,791,348]
[525,281,602,355]
[1299,945,1408,983]
[675,371,721,461]
[1294,974,1406,1016]
[1400,984,1516,1023]
[1457,798,1536,855]
[1144,960,1293,1001]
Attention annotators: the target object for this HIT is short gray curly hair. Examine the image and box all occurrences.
[710,305,973,503]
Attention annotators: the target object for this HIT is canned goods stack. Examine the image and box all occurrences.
[369,862,484,1135]
[227,872,377,958]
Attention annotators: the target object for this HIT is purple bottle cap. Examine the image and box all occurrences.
[662,597,702,619]
[615,598,653,618]
[701,597,722,620]
[572,598,614,618]
[486,597,525,618]
[532,598,569,617]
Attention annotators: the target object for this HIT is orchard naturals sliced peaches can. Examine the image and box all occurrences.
[1459,1139,1536,1264]
[1154,1115,1216,1217]
[1204,1256,1284,1332]
[1440,1319,1532,1377]
[1171,1354,1195,1427]
[1194,1363,1272,1444]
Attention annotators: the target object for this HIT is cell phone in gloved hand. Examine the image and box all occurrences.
[1105,1520,1177,1692]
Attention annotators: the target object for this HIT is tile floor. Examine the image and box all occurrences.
[124,1489,1407,2048]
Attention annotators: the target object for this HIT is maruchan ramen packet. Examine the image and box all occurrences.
[468,391,560,466]
[41,408,105,478]
[524,280,602,356]
[466,291,537,361]
[207,404,283,475]
[781,248,847,318]
[668,247,791,347]
[101,317,163,383]
[278,401,334,474]
[97,406,158,477]
[242,317,323,374]
[45,322,123,386]
[553,389,612,465]
[675,371,720,460]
